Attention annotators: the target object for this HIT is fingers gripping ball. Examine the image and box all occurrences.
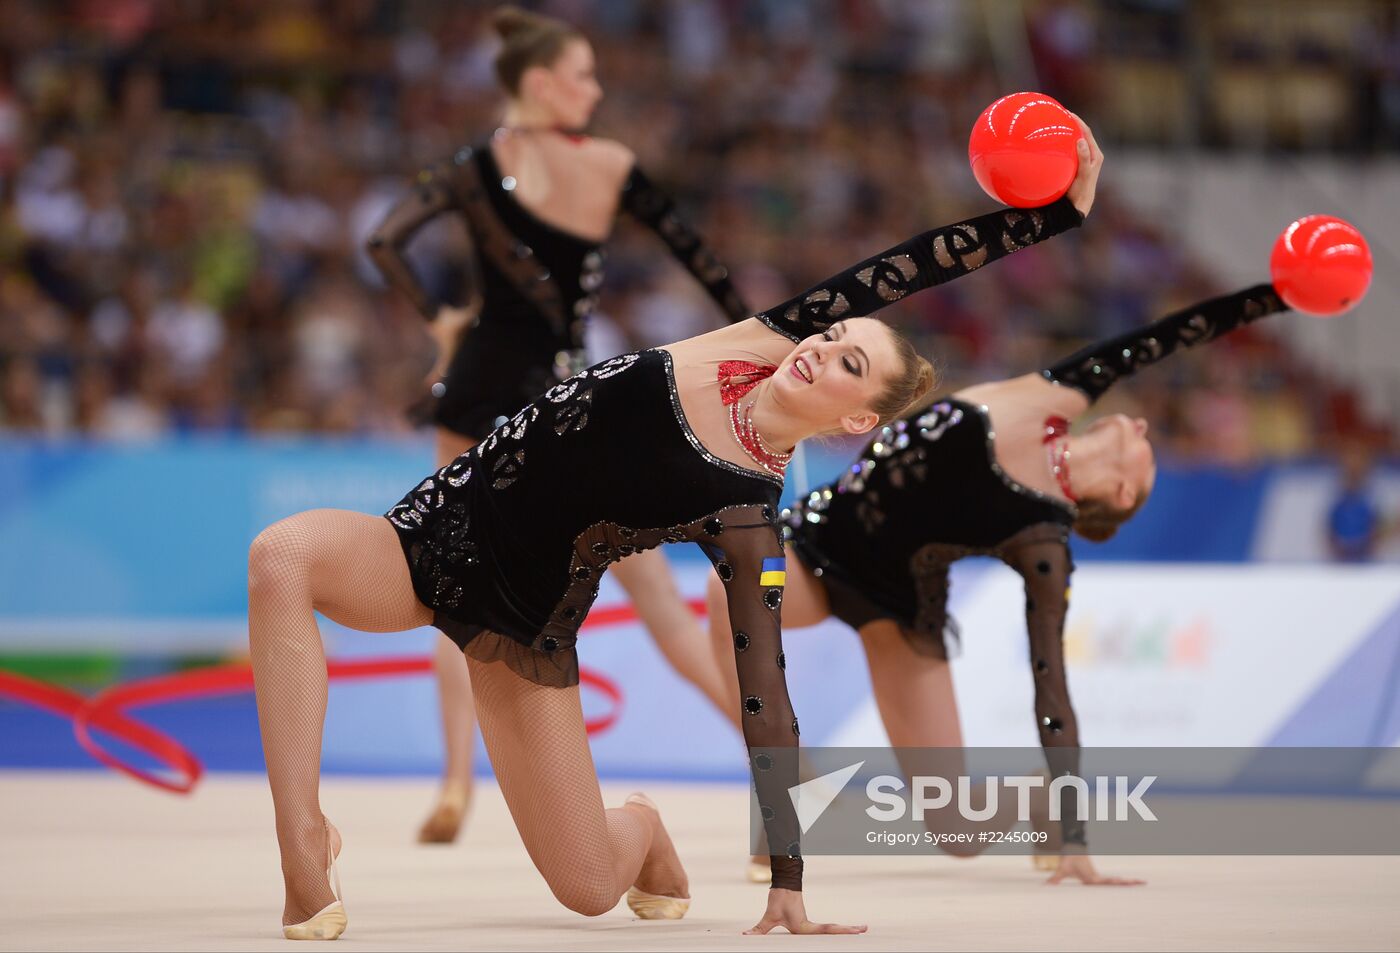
[969,92,1081,208]
[1270,215,1373,317]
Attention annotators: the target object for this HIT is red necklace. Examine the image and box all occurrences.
[718,360,791,477]
[1042,415,1078,503]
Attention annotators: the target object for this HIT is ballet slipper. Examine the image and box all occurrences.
[417,782,471,844]
[746,855,773,884]
[626,885,692,920]
[625,794,691,920]
[283,820,347,941]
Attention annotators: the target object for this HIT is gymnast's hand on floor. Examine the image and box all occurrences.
[1045,854,1145,886]
[744,888,868,935]
[1063,113,1104,220]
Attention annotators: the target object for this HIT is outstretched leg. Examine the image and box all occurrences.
[860,620,1045,857]
[466,654,688,916]
[248,508,433,925]
[419,634,476,841]
[610,548,732,714]
[419,427,480,843]
[857,619,964,748]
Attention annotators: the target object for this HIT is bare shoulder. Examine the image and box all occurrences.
[580,137,636,186]
[953,377,1015,407]
[668,317,792,363]
[1021,372,1091,417]
[958,373,1088,418]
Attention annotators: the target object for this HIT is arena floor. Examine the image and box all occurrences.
[3,771,1397,952]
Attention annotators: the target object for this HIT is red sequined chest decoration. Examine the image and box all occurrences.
[1042,415,1077,503]
[717,360,789,477]
[718,360,778,405]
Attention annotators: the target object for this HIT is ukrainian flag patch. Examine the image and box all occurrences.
[760,557,787,587]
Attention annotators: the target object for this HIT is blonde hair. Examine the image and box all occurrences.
[490,6,582,95]
[1072,487,1151,542]
[872,325,936,428]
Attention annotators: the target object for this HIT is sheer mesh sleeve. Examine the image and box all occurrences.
[1043,284,1286,402]
[620,165,751,322]
[908,547,963,658]
[367,159,478,320]
[753,197,1083,341]
[696,507,804,890]
[1000,526,1086,846]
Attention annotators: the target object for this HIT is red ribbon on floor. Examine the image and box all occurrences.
[0,596,700,794]
[0,668,202,792]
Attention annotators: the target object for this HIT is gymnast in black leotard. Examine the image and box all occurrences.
[707,282,1288,886]
[367,124,746,443]
[245,138,1102,937]
[366,6,751,844]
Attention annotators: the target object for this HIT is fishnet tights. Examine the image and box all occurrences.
[248,508,684,925]
[248,509,433,925]
[430,431,479,804]
[466,654,689,915]
[434,547,733,796]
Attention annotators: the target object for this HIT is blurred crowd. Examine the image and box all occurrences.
[1,0,1397,459]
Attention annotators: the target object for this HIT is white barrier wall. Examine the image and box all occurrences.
[828,562,1400,753]
[322,560,1400,775]
[5,555,1397,779]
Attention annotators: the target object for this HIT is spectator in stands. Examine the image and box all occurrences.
[1328,444,1387,562]
[0,0,1390,460]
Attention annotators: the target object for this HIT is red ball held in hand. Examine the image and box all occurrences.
[1269,215,1373,317]
[968,92,1081,208]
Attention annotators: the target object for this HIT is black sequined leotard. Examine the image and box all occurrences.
[382,195,1084,889]
[386,346,808,885]
[791,396,1077,660]
[787,285,1287,843]
[368,138,749,439]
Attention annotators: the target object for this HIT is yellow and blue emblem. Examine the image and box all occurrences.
[759,557,787,587]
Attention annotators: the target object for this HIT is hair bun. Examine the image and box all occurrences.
[914,357,935,401]
[491,5,545,39]
[489,5,580,94]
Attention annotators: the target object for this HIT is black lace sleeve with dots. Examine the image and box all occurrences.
[696,515,804,890]
[620,165,751,322]
[367,160,480,321]
[999,525,1085,846]
[753,197,1083,342]
[1043,284,1287,403]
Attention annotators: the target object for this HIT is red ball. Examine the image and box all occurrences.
[1269,215,1373,317]
[968,92,1081,208]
